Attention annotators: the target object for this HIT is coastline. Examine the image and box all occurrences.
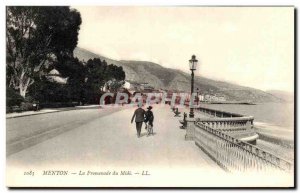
[254,121,294,154]
[203,101,256,105]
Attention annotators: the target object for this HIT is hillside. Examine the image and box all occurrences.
[74,47,282,103]
[267,90,294,102]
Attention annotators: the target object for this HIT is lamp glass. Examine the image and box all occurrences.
[189,59,198,70]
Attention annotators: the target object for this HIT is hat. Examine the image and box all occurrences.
[147,106,153,110]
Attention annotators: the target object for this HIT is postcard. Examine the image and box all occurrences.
[6,6,294,187]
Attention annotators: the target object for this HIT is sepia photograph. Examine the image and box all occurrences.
[5,5,295,188]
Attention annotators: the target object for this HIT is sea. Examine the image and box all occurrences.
[200,102,294,130]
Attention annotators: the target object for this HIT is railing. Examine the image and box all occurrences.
[193,107,258,142]
[196,106,244,118]
[195,116,254,131]
[195,121,293,173]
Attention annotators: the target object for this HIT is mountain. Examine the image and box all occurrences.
[267,90,294,102]
[74,47,282,103]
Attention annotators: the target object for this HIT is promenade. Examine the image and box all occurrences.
[7,104,293,187]
[7,104,229,187]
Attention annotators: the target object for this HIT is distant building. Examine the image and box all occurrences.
[123,81,131,89]
[127,89,136,96]
[143,84,155,91]
[123,80,149,91]
[215,94,226,102]
[204,94,212,102]
[198,94,205,101]
[102,80,125,92]
[203,93,226,102]
[45,69,67,84]
[123,80,158,93]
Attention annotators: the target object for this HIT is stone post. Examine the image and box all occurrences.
[245,119,254,130]
[185,117,196,141]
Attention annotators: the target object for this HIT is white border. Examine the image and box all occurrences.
[0,1,298,192]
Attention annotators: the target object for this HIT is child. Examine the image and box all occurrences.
[144,106,154,136]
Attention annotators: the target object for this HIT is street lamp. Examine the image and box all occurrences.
[189,55,198,118]
[196,88,199,106]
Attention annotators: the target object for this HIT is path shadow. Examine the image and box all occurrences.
[149,132,157,136]
[139,132,157,137]
[140,132,148,137]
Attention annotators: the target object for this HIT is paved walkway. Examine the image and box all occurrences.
[7,105,294,187]
[7,104,226,187]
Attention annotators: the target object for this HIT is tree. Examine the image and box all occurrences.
[105,64,125,81]
[6,87,24,107]
[55,56,86,104]
[104,64,125,93]
[28,76,69,104]
[106,79,125,93]
[84,58,106,103]
[84,58,126,104]
[6,6,81,98]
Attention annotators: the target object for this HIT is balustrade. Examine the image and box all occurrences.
[195,116,254,132]
[194,122,293,173]
[183,106,293,173]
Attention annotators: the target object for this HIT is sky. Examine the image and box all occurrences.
[72,6,294,92]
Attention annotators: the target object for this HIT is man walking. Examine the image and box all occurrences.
[131,104,145,138]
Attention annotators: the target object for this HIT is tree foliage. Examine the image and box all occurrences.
[6,6,127,109]
[6,6,81,97]
[27,57,126,105]
[84,58,125,103]
[6,87,24,107]
[55,56,86,104]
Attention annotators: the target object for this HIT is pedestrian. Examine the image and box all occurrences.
[131,104,145,138]
[144,106,154,136]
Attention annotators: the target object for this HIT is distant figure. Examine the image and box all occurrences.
[171,106,176,112]
[183,112,187,121]
[32,101,40,111]
[144,106,154,136]
[174,108,181,117]
[131,104,145,138]
[180,112,187,129]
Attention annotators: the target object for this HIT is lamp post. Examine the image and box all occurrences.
[196,88,199,106]
[189,55,198,118]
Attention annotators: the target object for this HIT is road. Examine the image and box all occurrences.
[7,104,227,187]
[6,106,124,155]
